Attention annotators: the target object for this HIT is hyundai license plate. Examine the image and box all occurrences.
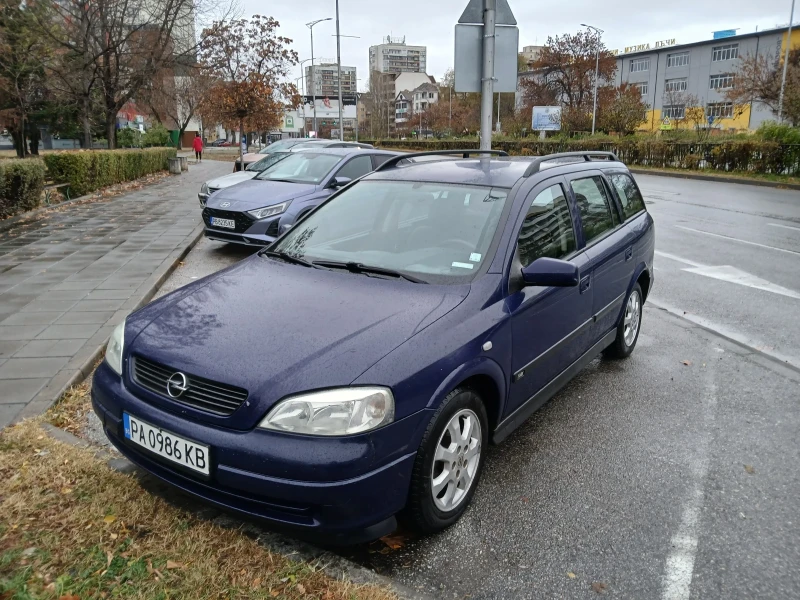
[210,217,235,229]
[123,413,209,475]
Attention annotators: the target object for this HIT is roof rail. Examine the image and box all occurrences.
[522,151,620,177]
[374,149,509,172]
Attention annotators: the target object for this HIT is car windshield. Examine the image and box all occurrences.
[290,141,330,151]
[272,180,509,284]
[258,139,302,154]
[255,152,343,184]
[245,152,290,172]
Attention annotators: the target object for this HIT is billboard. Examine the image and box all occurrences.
[300,96,357,120]
[532,106,561,131]
[713,29,737,39]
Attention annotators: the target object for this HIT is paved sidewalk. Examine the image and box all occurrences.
[0,160,231,428]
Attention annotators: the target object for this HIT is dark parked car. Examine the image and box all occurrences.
[203,148,398,246]
[92,150,654,543]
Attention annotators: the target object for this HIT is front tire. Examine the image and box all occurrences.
[406,387,488,534]
[604,282,643,359]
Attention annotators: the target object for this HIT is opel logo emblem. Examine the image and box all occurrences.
[167,372,189,398]
[220,202,231,207]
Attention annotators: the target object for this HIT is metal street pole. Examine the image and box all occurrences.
[335,0,344,140]
[496,92,501,131]
[582,24,603,135]
[306,18,332,137]
[449,86,452,134]
[779,0,796,122]
[479,0,496,151]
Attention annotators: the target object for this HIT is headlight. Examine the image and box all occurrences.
[246,201,291,220]
[200,182,209,195]
[258,387,394,436]
[105,320,125,375]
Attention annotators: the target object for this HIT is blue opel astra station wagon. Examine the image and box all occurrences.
[92,150,655,544]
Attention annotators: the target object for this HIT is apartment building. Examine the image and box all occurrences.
[614,26,800,130]
[369,36,427,74]
[305,63,358,98]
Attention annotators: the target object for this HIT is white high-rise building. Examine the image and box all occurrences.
[369,36,427,74]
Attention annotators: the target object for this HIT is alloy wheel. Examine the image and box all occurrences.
[431,408,482,513]
[623,290,641,347]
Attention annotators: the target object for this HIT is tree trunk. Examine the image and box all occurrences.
[239,119,244,164]
[82,107,92,149]
[106,117,116,150]
[28,128,40,156]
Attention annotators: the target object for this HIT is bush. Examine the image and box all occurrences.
[142,124,171,147]
[117,128,142,148]
[0,159,46,219]
[756,121,800,144]
[43,148,177,197]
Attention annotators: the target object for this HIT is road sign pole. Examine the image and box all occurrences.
[480,0,496,151]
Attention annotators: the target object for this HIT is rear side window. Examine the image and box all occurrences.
[610,174,646,220]
[517,184,576,267]
[570,176,618,245]
[371,154,393,168]
[335,155,373,180]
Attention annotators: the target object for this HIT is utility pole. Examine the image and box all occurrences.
[779,0,796,122]
[335,0,344,140]
[479,0,496,151]
[496,92,501,131]
[449,86,452,133]
[306,18,332,137]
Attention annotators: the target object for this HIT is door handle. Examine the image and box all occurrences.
[580,275,591,294]
[625,247,633,261]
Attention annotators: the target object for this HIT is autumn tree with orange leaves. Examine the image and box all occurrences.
[199,16,300,161]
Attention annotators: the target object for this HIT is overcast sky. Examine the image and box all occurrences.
[243,0,797,90]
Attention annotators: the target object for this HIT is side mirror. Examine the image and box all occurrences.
[521,257,579,287]
[329,176,352,188]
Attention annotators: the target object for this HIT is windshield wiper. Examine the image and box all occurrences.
[259,250,320,269]
[312,260,427,283]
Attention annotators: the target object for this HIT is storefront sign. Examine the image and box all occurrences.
[611,38,677,55]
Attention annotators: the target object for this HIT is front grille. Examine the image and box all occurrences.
[202,207,255,233]
[133,356,249,416]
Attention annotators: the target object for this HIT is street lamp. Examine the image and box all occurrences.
[582,23,604,135]
[306,18,332,137]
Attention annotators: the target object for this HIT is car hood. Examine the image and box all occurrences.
[205,180,319,211]
[206,171,257,190]
[241,152,264,163]
[127,257,468,430]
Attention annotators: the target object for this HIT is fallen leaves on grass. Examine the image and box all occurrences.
[0,418,397,600]
[47,380,93,437]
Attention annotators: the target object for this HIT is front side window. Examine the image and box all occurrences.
[335,155,373,180]
[273,181,510,283]
[517,184,576,267]
[255,153,342,184]
[571,176,618,245]
[610,174,646,220]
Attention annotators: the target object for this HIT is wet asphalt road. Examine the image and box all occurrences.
[155,175,800,600]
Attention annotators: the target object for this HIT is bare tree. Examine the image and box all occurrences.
[726,49,800,125]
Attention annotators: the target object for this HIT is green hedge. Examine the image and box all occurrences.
[366,140,800,176]
[0,159,46,219]
[43,147,177,197]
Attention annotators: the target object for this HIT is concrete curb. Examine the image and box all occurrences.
[629,168,800,190]
[14,222,207,422]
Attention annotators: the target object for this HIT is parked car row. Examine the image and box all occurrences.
[233,139,374,171]
[93,149,654,545]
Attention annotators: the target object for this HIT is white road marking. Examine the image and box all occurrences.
[675,225,800,256]
[654,250,705,268]
[768,222,800,232]
[648,299,800,371]
[661,377,717,600]
[655,252,800,299]
[682,265,800,300]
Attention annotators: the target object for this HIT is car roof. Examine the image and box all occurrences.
[364,152,627,188]
[291,148,399,157]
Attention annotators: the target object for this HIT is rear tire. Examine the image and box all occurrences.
[604,283,643,359]
[406,387,488,534]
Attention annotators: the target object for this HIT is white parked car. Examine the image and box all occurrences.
[198,153,290,206]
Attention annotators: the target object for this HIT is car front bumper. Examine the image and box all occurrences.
[91,361,425,544]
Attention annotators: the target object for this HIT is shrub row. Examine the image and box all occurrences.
[0,159,46,219]
[365,140,800,176]
[43,147,177,197]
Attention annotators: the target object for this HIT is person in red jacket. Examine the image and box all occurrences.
[193,132,203,162]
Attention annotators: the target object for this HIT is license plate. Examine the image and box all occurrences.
[210,217,235,229]
[123,413,210,475]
